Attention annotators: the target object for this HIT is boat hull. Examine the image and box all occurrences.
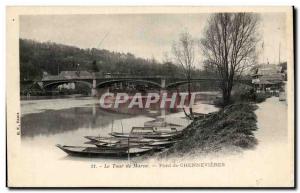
[109,132,183,139]
[56,144,154,158]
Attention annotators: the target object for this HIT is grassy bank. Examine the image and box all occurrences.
[161,103,258,157]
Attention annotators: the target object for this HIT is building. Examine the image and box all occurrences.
[42,70,94,80]
[58,71,93,79]
[251,63,285,93]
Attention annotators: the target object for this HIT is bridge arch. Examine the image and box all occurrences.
[43,80,93,90]
[166,79,252,89]
[96,79,162,89]
[166,79,220,89]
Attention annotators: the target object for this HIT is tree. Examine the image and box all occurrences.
[201,13,259,105]
[172,31,196,119]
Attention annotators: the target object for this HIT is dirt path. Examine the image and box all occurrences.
[232,96,292,186]
[255,96,288,147]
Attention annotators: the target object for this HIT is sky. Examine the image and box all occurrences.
[20,12,287,67]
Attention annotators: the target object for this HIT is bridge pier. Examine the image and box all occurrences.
[161,78,166,89]
[91,79,97,97]
[160,78,166,118]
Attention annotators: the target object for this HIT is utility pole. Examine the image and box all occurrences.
[279,42,281,65]
[278,27,281,65]
[262,41,264,64]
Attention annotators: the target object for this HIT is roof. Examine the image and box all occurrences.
[59,71,93,79]
[253,80,278,85]
[260,74,284,81]
[252,64,282,76]
[252,72,284,85]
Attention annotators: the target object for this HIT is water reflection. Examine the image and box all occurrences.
[21,106,134,137]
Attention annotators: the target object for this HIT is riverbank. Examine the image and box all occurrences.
[148,97,291,187]
[160,102,258,157]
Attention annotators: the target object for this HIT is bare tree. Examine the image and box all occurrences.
[201,13,259,106]
[172,31,196,119]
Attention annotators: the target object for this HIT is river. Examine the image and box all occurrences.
[20,92,219,162]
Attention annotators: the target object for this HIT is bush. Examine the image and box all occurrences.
[161,103,258,157]
[231,85,256,102]
[231,85,272,104]
[254,92,271,103]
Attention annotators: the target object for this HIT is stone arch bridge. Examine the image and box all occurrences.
[21,75,252,96]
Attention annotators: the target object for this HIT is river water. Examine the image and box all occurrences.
[20,92,219,161]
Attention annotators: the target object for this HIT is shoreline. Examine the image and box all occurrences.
[159,102,259,158]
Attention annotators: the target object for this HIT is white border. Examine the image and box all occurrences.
[1,0,299,192]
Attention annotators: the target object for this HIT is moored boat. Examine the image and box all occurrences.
[144,118,183,128]
[144,118,167,127]
[84,136,164,144]
[90,139,177,149]
[109,126,183,139]
[56,144,154,158]
[109,132,181,139]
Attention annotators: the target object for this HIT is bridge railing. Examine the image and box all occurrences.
[32,74,253,82]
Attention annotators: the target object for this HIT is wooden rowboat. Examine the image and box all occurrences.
[109,127,183,139]
[56,144,154,158]
[90,139,177,149]
[84,136,163,144]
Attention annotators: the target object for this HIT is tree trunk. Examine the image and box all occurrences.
[182,107,192,120]
[222,83,232,106]
[177,87,192,120]
[187,81,194,119]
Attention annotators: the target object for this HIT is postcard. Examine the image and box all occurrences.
[6,6,294,187]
